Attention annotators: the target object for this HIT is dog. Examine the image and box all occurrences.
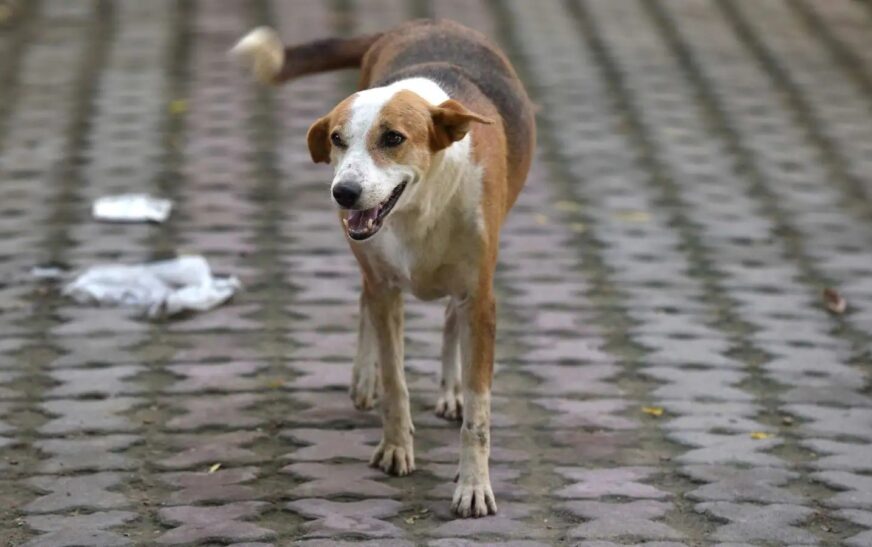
[231,19,535,518]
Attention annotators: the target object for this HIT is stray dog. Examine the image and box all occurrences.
[232,19,535,517]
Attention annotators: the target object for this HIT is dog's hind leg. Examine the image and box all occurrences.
[436,298,463,421]
[367,286,415,476]
[350,291,379,410]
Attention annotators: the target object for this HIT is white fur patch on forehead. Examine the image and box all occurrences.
[347,78,449,138]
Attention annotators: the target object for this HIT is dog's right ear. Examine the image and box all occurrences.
[307,116,331,164]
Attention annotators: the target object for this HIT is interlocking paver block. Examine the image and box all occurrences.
[644,367,751,401]
[563,500,683,540]
[24,511,137,547]
[34,435,141,473]
[158,431,264,470]
[430,502,542,538]
[696,502,817,544]
[156,502,275,545]
[158,467,259,505]
[802,439,872,472]
[784,405,872,441]
[46,365,143,398]
[165,361,268,393]
[40,397,142,434]
[282,462,399,497]
[682,465,803,504]
[534,398,636,430]
[165,393,264,430]
[811,471,872,509]
[834,509,872,547]
[280,428,380,461]
[525,363,620,396]
[670,432,783,466]
[554,467,670,499]
[25,472,129,513]
[287,498,405,538]
[660,401,766,433]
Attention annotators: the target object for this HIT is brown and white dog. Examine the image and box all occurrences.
[232,19,535,517]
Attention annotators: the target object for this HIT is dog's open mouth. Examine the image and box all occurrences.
[343,181,407,241]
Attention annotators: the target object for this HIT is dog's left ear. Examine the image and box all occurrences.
[429,99,493,151]
[307,115,332,164]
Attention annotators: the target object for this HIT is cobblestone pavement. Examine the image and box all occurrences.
[1,0,872,545]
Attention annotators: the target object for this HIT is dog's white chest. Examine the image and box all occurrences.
[361,225,416,289]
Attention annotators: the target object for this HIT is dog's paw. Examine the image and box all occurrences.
[370,438,415,476]
[451,480,497,518]
[435,390,463,421]
[349,367,378,411]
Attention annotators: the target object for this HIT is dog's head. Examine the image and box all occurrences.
[307,80,491,241]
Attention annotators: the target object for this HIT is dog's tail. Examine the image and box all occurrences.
[229,27,382,85]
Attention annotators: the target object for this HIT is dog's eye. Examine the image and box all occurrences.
[381,130,406,148]
[330,131,346,148]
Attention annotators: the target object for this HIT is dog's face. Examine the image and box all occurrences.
[307,86,491,241]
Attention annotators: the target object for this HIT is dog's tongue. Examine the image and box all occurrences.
[347,207,379,232]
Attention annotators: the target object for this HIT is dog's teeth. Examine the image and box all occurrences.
[367,218,374,230]
[342,218,349,229]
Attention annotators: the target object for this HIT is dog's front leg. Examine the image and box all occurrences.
[350,291,379,410]
[451,288,497,517]
[366,285,415,476]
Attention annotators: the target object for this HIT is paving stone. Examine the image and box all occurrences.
[282,462,399,497]
[834,509,872,547]
[34,435,141,473]
[290,391,380,427]
[670,432,783,466]
[554,466,670,499]
[681,465,803,503]
[784,405,872,441]
[430,502,542,538]
[46,365,143,398]
[158,467,259,505]
[533,398,636,430]
[644,367,751,401]
[165,361,268,393]
[802,439,872,471]
[284,361,350,390]
[158,431,265,470]
[280,428,380,461]
[287,498,405,538]
[40,397,142,434]
[563,500,683,540]
[25,472,129,513]
[525,363,621,396]
[156,502,275,544]
[696,502,817,544]
[165,393,264,430]
[24,511,137,547]
[429,542,549,547]
[660,401,766,433]
[811,471,872,509]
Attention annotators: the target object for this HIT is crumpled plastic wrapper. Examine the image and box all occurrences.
[92,194,173,223]
[63,256,240,318]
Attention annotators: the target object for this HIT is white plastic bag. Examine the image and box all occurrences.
[92,194,173,223]
[63,256,240,318]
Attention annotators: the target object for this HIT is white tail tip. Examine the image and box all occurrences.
[229,26,284,85]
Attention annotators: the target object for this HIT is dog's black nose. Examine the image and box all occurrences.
[332,179,362,209]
